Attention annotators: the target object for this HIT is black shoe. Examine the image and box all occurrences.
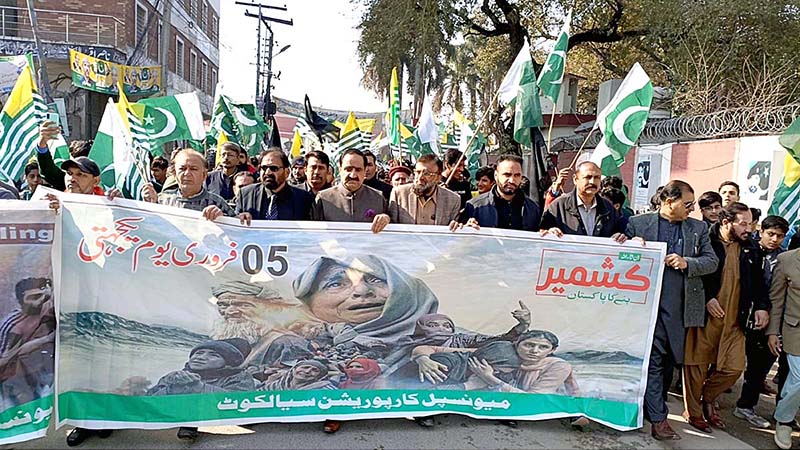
[177,426,199,441]
[66,428,95,447]
[499,420,518,428]
[414,416,435,428]
[97,429,113,438]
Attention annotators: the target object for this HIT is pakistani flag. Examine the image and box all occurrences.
[416,95,439,156]
[49,134,70,166]
[454,110,487,180]
[498,40,544,146]
[388,67,401,146]
[590,63,653,177]
[89,99,128,192]
[208,93,269,156]
[0,64,46,182]
[139,93,205,152]
[537,10,571,105]
[769,118,800,226]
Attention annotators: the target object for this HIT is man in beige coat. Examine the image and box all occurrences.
[768,247,800,449]
[389,154,460,226]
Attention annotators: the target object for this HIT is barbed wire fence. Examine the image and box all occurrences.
[551,103,800,152]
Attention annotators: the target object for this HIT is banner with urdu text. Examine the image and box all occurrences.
[69,49,161,96]
[54,194,664,431]
[0,201,54,445]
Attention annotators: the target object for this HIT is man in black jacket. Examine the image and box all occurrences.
[236,149,314,225]
[450,154,540,232]
[683,202,769,433]
[363,150,392,200]
[540,161,626,242]
[236,149,313,224]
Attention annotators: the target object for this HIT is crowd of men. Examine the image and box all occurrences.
[5,121,800,450]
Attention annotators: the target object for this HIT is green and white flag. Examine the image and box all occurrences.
[416,95,439,155]
[590,63,653,177]
[48,134,70,166]
[139,93,205,152]
[208,93,269,156]
[769,117,800,225]
[89,99,128,192]
[0,64,46,182]
[537,10,571,105]
[498,40,544,146]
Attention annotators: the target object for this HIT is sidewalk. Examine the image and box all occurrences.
[12,395,754,450]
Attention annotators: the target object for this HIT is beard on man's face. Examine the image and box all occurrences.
[210,317,266,344]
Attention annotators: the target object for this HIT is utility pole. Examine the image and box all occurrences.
[159,0,172,96]
[25,0,52,101]
[235,2,292,120]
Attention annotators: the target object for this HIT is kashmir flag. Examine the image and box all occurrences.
[590,63,653,177]
[117,86,151,200]
[537,10,571,105]
[769,118,800,225]
[214,130,229,167]
[290,130,302,158]
[0,64,46,181]
[337,112,364,153]
[416,95,438,156]
[139,93,205,151]
[388,67,401,146]
[358,118,376,149]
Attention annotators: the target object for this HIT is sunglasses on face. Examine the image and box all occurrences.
[260,165,284,173]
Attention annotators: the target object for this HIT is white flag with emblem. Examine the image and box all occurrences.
[590,63,653,177]
[139,93,205,150]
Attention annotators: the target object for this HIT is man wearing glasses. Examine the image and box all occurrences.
[698,191,724,226]
[235,149,314,224]
[625,180,719,441]
[389,154,460,226]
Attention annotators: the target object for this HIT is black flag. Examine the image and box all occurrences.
[267,116,282,149]
[304,95,340,142]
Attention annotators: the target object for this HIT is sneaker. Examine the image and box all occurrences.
[733,407,771,428]
[775,423,793,449]
[176,427,198,441]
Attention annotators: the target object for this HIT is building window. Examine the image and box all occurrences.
[201,1,208,32]
[210,15,218,43]
[135,2,148,55]
[211,68,217,93]
[189,50,198,86]
[189,0,198,21]
[201,60,208,93]
[175,37,185,79]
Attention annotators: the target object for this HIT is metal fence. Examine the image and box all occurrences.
[551,103,800,151]
[0,6,124,48]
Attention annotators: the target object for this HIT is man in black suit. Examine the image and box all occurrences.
[235,149,313,224]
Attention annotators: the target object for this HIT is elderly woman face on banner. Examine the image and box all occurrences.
[303,261,390,324]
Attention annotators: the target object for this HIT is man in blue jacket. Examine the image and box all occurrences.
[450,154,540,232]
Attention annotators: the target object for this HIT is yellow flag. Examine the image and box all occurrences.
[291,130,302,158]
[215,131,229,167]
[4,64,36,118]
[357,118,376,133]
[399,123,414,140]
[116,82,131,131]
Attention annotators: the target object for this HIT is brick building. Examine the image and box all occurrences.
[0,0,219,140]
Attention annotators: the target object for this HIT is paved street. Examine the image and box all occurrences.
[12,395,756,450]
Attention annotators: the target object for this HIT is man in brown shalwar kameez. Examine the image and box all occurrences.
[683,202,770,433]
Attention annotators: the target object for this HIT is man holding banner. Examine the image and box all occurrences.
[625,181,718,440]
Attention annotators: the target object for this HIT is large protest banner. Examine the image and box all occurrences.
[69,49,161,96]
[53,194,664,431]
[0,201,55,444]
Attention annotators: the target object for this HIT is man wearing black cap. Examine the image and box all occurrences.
[289,156,307,186]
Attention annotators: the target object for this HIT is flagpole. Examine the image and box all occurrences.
[567,127,597,169]
[444,89,501,186]
[546,110,556,153]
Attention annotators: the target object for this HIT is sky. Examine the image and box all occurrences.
[218,0,387,112]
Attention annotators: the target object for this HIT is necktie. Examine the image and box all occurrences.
[265,195,278,220]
